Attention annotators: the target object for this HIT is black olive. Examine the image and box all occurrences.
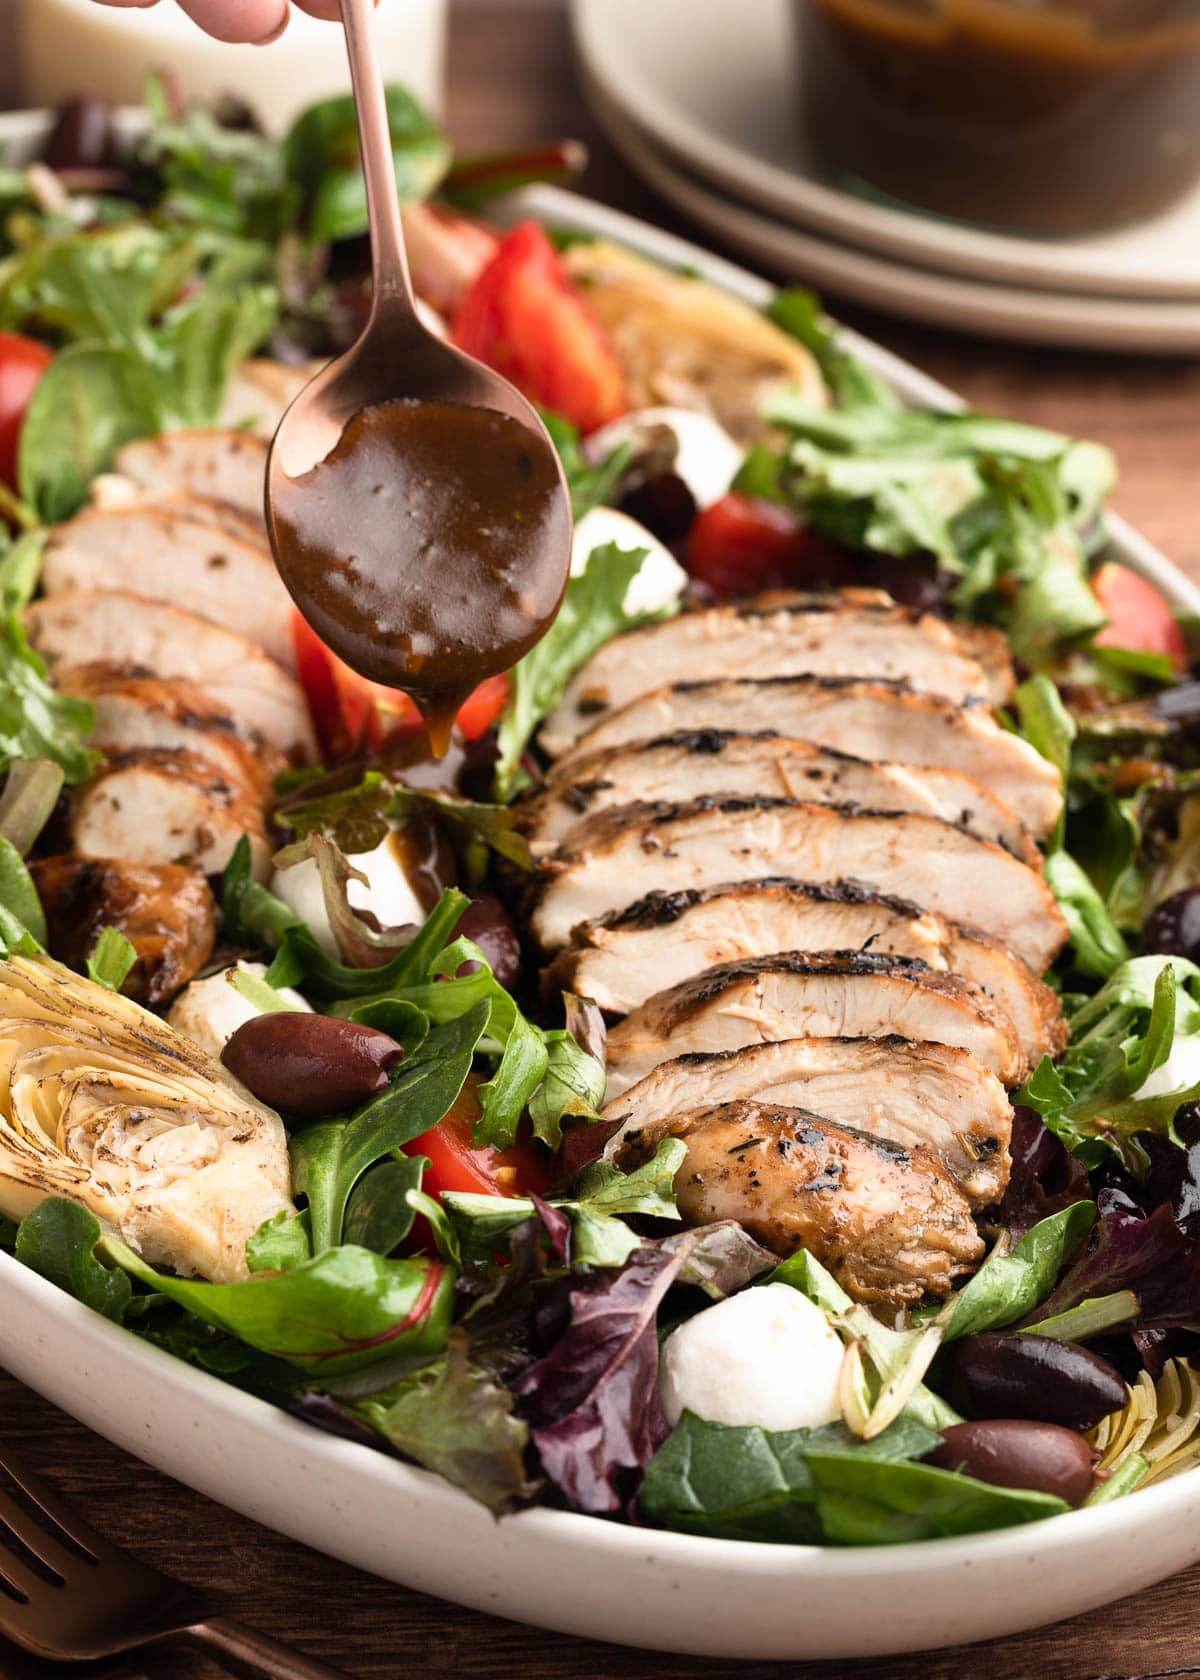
[620,473,697,545]
[41,98,115,172]
[943,1333,1127,1431]
[928,1420,1097,1506]
[1145,888,1200,962]
[221,1013,404,1115]
[455,894,523,991]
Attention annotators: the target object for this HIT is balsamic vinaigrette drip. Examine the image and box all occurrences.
[270,398,571,757]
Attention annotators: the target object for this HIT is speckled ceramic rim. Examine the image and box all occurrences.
[2,108,1199,1662]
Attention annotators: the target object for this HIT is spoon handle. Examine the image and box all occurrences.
[338,0,415,312]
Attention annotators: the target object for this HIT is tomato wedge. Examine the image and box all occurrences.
[0,333,53,491]
[405,1077,551,1200]
[688,492,851,598]
[292,610,509,758]
[1092,562,1189,674]
[452,221,627,434]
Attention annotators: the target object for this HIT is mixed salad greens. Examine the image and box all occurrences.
[3,78,1200,1548]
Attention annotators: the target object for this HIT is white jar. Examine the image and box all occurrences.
[20,0,447,132]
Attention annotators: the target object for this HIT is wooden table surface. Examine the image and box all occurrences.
[3,3,1200,1678]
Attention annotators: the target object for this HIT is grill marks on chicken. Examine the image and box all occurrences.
[531,797,1066,972]
[617,1100,984,1305]
[549,675,1062,840]
[114,431,269,525]
[541,592,1014,755]
[603,951,1025,1099]
[602,1037,1013,1207]
[524,731,1035,862]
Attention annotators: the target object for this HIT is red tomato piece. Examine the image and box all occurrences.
[405,1077,551,1200]
[1093,561,1188,674]
[292,610,509,759]
[0,333,53,491]
[687,492,850,598]
[452,221,627,434]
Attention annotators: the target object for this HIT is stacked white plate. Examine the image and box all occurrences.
[571,0,1200,352]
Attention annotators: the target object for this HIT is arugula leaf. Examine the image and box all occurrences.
[85,926,137,992]
[292,1003,487,1252]
[139,77,298,239]
[284,86,450,243]
[350,1332,534,1513]
[946,1203,1097,1341]
[540,408,634,521]
[493,540,672,799]
[641,1410,939,1543]
[806,1452,1068,1544]
[765,289,900,414]
[15,1199,132,1323]
[103,1235,456,1374]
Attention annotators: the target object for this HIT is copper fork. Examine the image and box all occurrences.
[0,1444,352,1680]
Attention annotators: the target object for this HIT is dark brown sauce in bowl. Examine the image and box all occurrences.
[269,398,571,754]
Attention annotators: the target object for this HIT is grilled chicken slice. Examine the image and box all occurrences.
[219,357,322,439]
[530,798,1066,971]
[70,748,272,880]
[526,732,1034,862]
[25,591,315,760]
[41,502,296,669]
[114,431,268,524]
[545,877,1065,1065]
[541,593,1012,754]
[616,1100,983,1305]
[602,1037,1012,1207]
[57,661,282,797]
[30,855,217,1006]
[548,676,1062,840]
[603,951,1024,1098]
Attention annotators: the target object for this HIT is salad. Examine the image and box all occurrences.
[2,80,1200,1549]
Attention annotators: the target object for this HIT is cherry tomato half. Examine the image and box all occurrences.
[0,334,53,492]
[405,1076,552,1200]
[687,492,851,598]
[1092,561,1188,674]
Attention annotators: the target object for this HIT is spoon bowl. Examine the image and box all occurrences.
[265,0,572,749]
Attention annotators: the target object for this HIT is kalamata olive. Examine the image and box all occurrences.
[41,98,115,172]
[456,894,523,990]
[927,1419,1096,1507]
[1145,888,1200,962]
[943,1333,1127,1432]
[620,473,697,545]
[221,1013,404,1116]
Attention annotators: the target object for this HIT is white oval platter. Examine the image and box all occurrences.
[3,109,1200,1662]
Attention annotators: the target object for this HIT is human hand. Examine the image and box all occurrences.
[89,0,350,45]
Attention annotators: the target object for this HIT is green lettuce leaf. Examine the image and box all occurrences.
[15,1199,133,1323]
[946,1203,1097,1341]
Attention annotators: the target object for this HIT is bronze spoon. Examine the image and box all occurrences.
[264,0,572,744]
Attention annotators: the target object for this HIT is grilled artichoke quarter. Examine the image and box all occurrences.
[0,955,295,1283]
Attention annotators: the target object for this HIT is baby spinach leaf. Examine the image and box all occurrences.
[18,343,163,522]
[946,1202,1097,1341]
[160,278,280,427]
[343,1154,427,1256]
[0,835,45,947]
[284,86,450,243]
[494,540,660,799]
[807,1453,1068,1544]
[15,1199,131,1323]
[103,1236,456,1374]
[350,1332,535,1513]
[640,1411,939,1543]
[292,1003,488,1252]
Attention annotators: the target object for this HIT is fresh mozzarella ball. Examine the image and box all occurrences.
[571,506,687,617]
[1135,1032,1200,1099]
[271,829,426,960]
[167,962,311,1062]
[659,1283,845,1433]
[585,406,742,512]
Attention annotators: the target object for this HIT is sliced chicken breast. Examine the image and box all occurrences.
[602,1036,1012,1207]
[526,731,1034,861]
[57,662,282,797]
[114,431,268,524]
[616,1100,983,1305]
[25,591,315,760]
[545,876,1065,1065]
[218,358,322,439]
[542,592,1012,754]
[603,951,1024,1098]
[70,748,272,880]
[548,676,1062,840]
[530,798,1067,972]
[42,503,296,670]
[30,855,216,1006]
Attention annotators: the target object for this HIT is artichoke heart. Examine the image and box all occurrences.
[0,955,295,1283]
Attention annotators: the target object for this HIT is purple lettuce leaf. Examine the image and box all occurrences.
[1024,1194,1187,1326]
[996,1106,1091,1239]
